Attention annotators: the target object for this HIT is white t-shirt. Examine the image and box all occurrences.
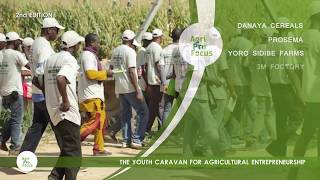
[44,51,80,126]
[0,49,28,96]
[78,51,105,103]
[31,37,55,96]
[111,44,137,94]
[0,50,3,91]
[173,47,188,92]
[145,42,163,85]
[137,47,147,91]
[159,44,176,86]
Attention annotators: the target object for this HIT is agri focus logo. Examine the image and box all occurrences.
[179,23,223,70]
[16,151,38,173]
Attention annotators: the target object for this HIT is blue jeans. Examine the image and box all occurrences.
[0,94,23,150]
[159,93,174,123]
[119,92,149,144]
[20,101,51,152]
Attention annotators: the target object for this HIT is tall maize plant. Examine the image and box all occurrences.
[0,0,190,58]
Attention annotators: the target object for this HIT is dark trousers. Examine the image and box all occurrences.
[294,103,320,156]
[288,103,320,180]
[146,85,162,132]
[49,120,82,180]
[20,101,51,152]
[268,84,303,156]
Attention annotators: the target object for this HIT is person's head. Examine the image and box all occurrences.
[121,30,135,46]
[85,33,100,51]
[142,32,152,48]
[131,39,141,51]
[171,28,183,43]
[309,1,320,28]
[5,32,22,50]
[152,28,163,44]
[22,37,34,53]
[41,18,65,41]
[0,33,6,50]
[61,31,84,54]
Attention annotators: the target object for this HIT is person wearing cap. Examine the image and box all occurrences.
[265,17,303,157]
[145,28,164,133]
[158,28,182,123]
[20,17,65,153]
[0,33,6,93]
[245,29,276,148]
[288,2,320,179]
[131,39,148,97]
[78,33,112,156]
[21,37,34,106]
[0,33,5,115]
[44,30,83,180]
[226,30,255,146]
[110,30,148,148]
[22,37,34,62]
[139,32,153,104]
[21,37,34,77]
[0,32,30,154]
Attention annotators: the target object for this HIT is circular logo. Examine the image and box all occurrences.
[179,23,223,70]
[16,151,38,173]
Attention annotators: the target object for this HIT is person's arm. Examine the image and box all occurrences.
[143,63,148,85]
[222,69,237,99]
[56,58,79,112]
[56,75,70,112]
[129,67,143,101]
[128,49,143,101]
[85,70,107,81]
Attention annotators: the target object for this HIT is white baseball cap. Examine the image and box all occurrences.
[309,1,320,17]
[0,33,6,42]
[142,32,153,40]
[22,37,34,47]
[132,39,141,47]
[122,30,135,41]
[42,18,65,29]
[61,31,84,48]
[6,32,23,41]
[152,29,163,37]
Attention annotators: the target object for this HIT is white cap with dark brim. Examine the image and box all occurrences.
[42,18,65,29]
[142,32,153,40]
[132,39,141,47]
[6,32,23,41]
[152,29,163,37]
[23,37,34,47]
[61,31,84,48]
[122,30,136,41]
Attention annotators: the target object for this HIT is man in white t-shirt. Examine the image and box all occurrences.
[78,33,112,156]
[44,31,83,180]
[135,32,152,100]
[159,28,183,123]
[0,32,30,155]
[0,33,5,114]
[20,17,65,153]
[110,30,148,148]
[145,28,164,133]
